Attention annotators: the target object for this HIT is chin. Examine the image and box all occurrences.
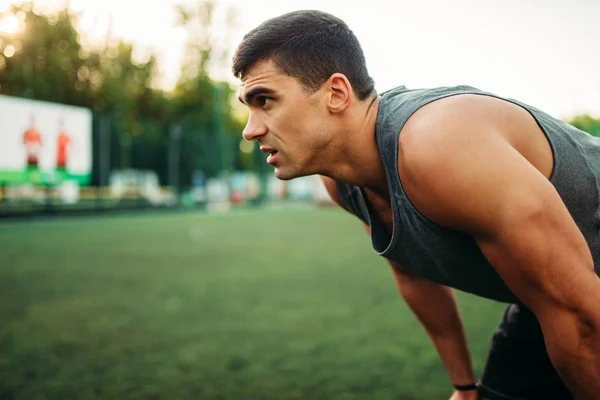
[274,168,294,181]
[274,166,305,181]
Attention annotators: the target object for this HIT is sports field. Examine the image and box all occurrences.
[0,206,506,399]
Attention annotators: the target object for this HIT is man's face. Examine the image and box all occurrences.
[238,59,332,180]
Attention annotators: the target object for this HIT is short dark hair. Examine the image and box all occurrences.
[232,10,375,100]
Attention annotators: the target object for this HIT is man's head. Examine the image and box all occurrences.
[233,10,374,100]
[233,10,376,180]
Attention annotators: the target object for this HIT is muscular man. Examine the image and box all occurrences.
[232,10,600,400]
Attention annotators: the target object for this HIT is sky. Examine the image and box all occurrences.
[1,0,599,119]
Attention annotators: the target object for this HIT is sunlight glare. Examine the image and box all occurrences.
[0,14,20,34]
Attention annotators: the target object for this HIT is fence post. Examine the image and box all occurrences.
[169,124,182,204]
[98,115,111,208]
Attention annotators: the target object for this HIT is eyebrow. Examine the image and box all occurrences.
[239,87,275,105]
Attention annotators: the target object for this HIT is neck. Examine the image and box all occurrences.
[319,94,389,197]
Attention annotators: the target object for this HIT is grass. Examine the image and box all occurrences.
[0,206,506,399]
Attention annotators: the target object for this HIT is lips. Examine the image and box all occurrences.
[260,146,277,154]
[260,146,279,164]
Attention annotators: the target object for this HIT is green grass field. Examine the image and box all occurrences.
[0,206,506,400]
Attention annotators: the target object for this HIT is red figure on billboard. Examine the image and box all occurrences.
[56,118,71,170]
[23,114,43,184]
[23,114,42,168]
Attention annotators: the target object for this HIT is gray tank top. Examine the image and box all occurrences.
[336,85,600,304]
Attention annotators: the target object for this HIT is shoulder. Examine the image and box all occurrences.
[399,94,501,169]
[397,92,528,170]
[397,94,521,232]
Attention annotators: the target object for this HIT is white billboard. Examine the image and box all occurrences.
[0,94,92,185]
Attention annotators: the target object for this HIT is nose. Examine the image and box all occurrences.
[242,113,267,141]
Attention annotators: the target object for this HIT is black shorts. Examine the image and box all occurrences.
[479,304,573,400]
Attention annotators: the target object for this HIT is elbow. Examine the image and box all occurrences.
[566,286,600,344]
[572,311,600,350]
[542,305,600,357]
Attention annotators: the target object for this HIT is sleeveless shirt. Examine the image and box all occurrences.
[336,85,600,303]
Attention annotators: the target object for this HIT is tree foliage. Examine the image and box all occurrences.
[568,114,600,138]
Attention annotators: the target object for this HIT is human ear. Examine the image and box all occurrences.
[326,73,351,113]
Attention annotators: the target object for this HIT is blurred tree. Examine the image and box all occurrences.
[95,41,164,169]
[170,0,246,182]
[568,114,600,138]
[0,4,89,105]
[0,3,168,118]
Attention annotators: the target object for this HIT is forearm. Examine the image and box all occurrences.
[389,263,475,385]
[427,311,476,387]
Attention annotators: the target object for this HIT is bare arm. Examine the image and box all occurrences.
[388,261,476,390]
[320,176,477,398]
[399,98,600,399]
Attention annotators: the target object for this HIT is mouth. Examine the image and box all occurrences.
[260,146,279,164]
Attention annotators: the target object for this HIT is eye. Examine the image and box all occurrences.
[257,96,272,107]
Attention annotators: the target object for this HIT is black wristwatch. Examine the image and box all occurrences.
[453,382,479,392]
